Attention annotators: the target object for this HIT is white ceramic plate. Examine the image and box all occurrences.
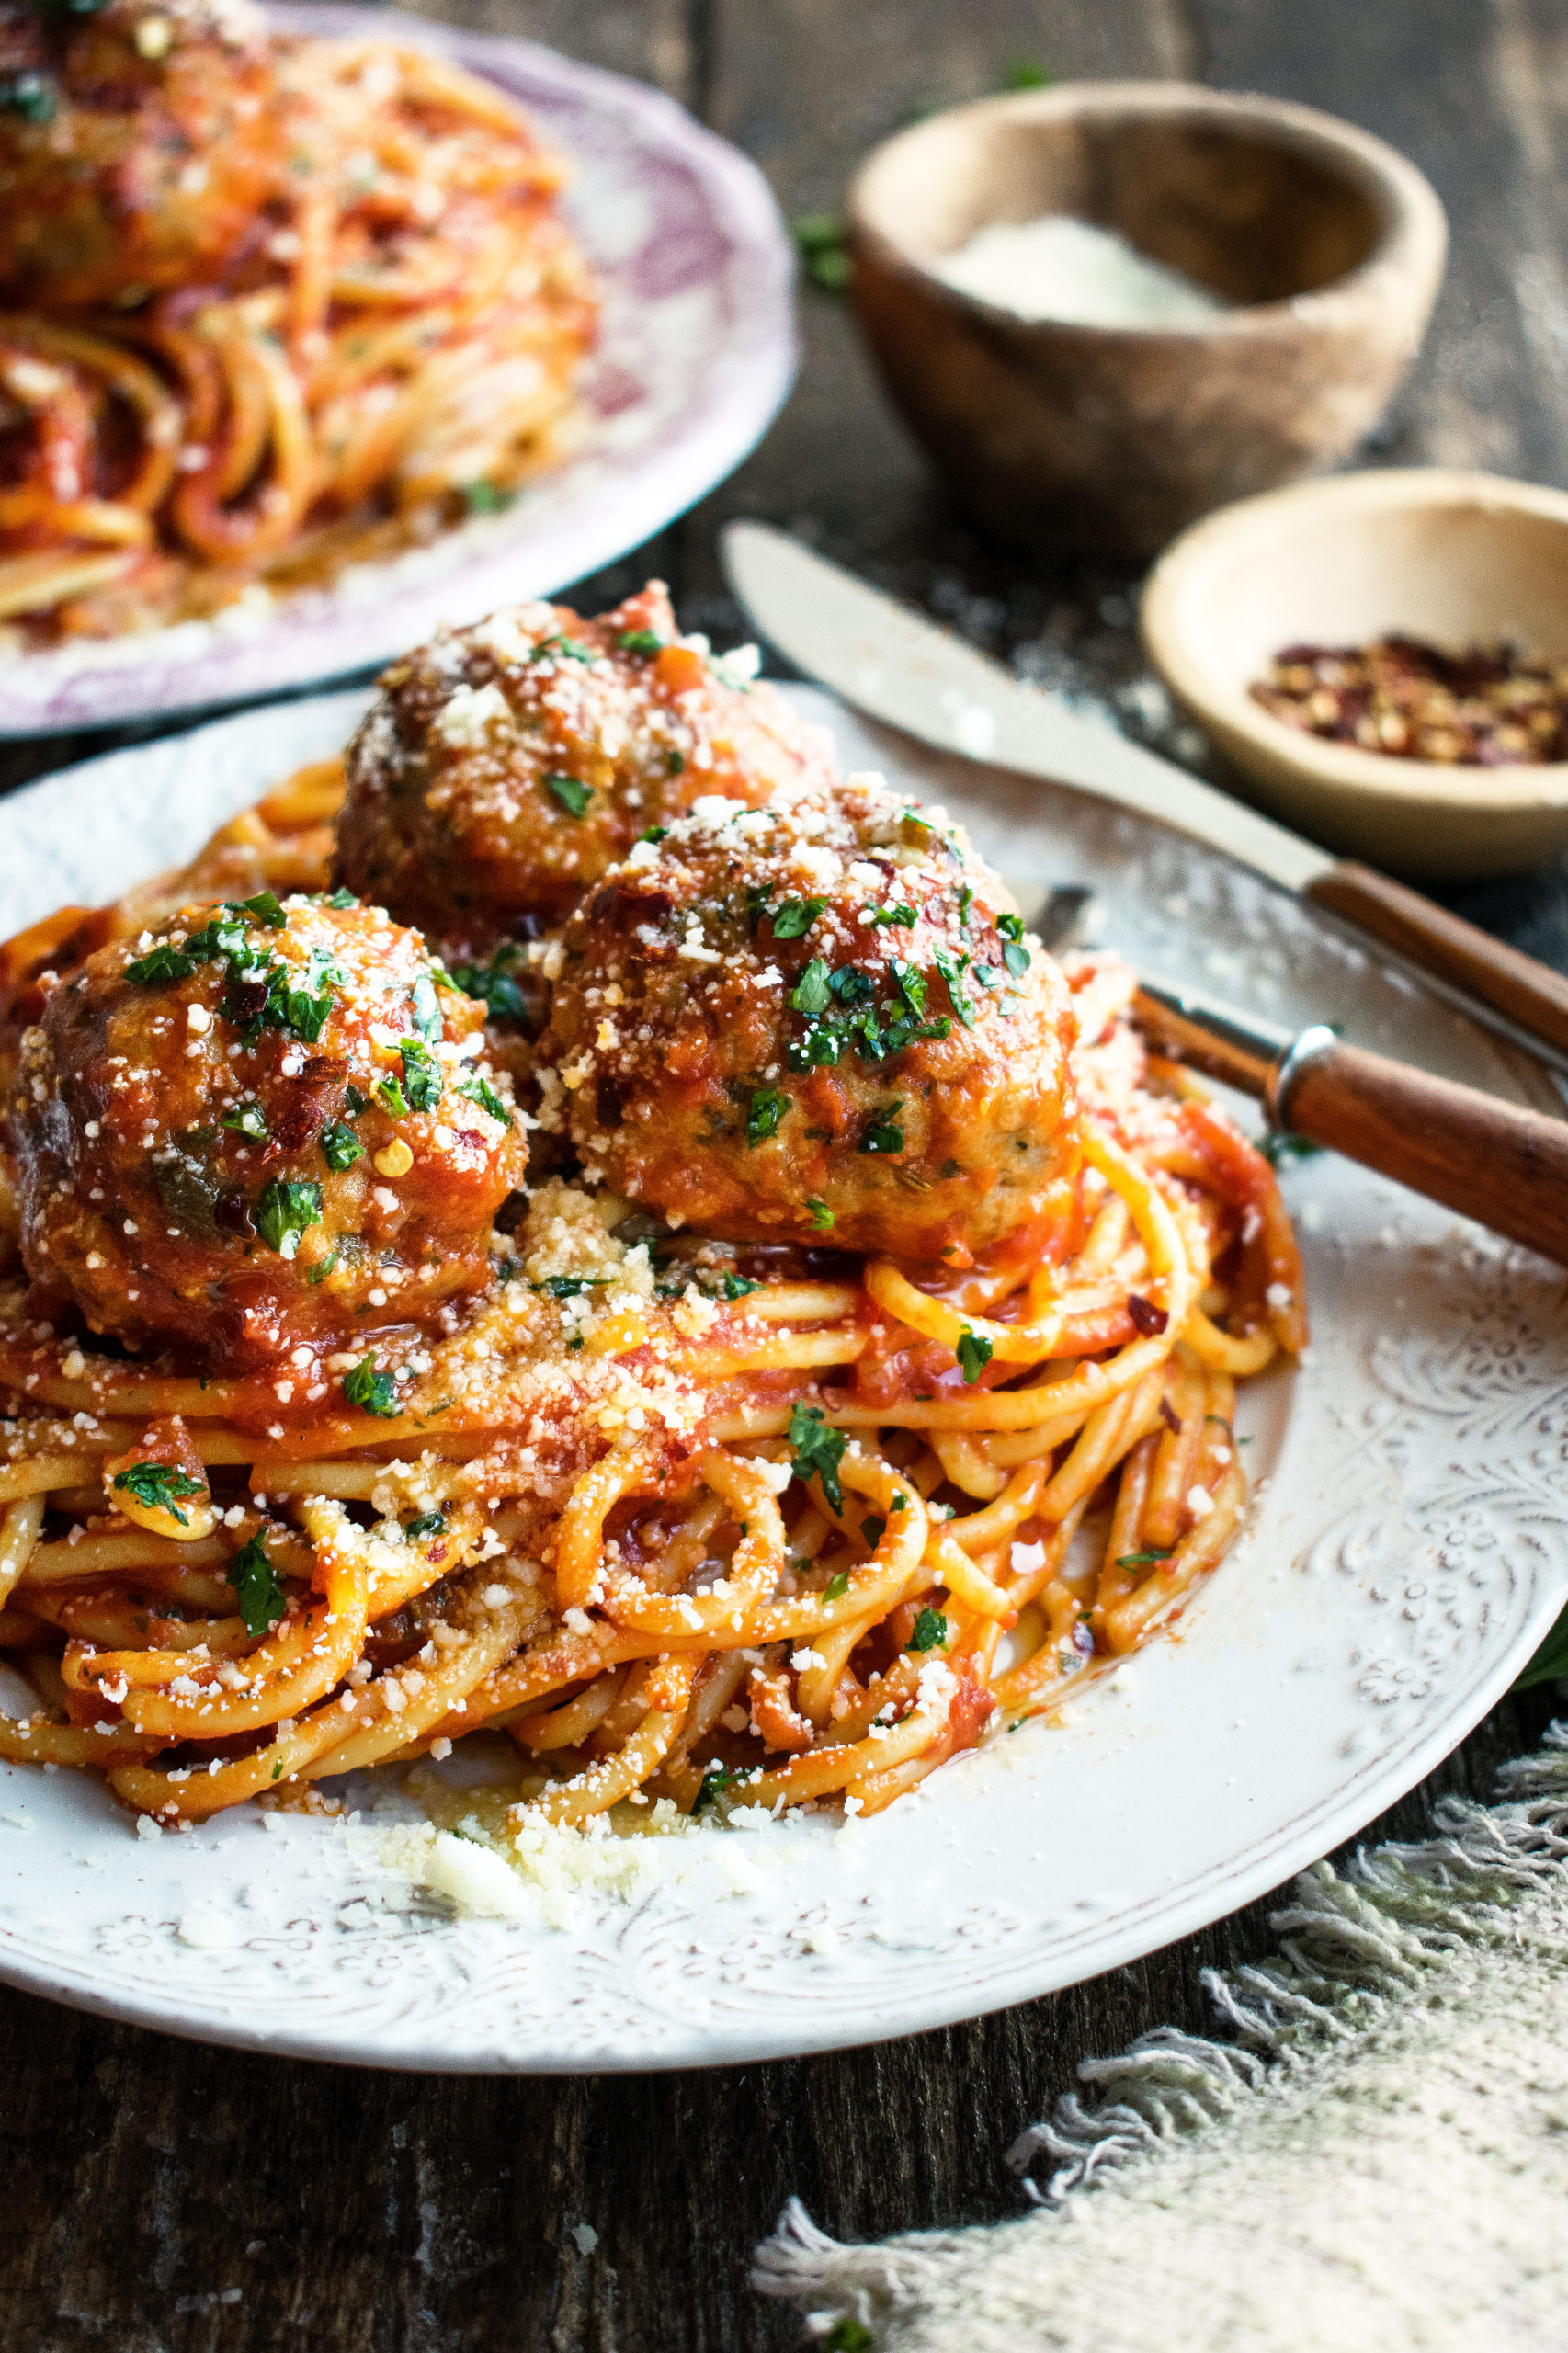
[0,6,794,736]
[0,688,1564,2073]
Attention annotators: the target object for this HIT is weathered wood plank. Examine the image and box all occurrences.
[405,0,691,100]
[0,7,1562,2349]
[679,0,1199,618]
[1198,0,1568,483]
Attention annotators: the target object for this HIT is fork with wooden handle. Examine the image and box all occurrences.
[1136,976,1568,1268]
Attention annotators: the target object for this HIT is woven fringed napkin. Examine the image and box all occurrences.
[754,1725,1568,2352]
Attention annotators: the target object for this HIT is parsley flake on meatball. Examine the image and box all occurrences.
[537,773,1084,1265]
[7,891,524,1368]
[333,580,836,963]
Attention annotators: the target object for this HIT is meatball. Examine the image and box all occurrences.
[0,0,285,309]
[333,581,836,961]
[537,773,1084,1265]
[7,892,525,1369]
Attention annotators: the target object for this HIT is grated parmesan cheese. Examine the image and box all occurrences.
[434,681,512,746]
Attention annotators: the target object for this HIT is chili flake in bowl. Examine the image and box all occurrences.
[1250,637,1568,767]
[1139,468,1568,878]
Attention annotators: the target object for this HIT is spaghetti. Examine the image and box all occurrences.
[0,742,1305,1832]
[0,1,595,643]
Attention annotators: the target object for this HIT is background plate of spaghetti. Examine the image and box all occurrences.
[0,644,1560,2071]
[0,1,792,734]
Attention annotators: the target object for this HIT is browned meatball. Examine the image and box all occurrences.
[334,581,836,963]
[0,0,286,309]
[7,891,525,1369]
[537,773,1085,1266]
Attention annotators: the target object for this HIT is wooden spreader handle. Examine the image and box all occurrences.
[1305,861,1568,1063]
[1283,1039,1568,1266]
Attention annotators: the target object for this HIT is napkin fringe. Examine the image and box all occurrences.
[751,1721,1568,2342]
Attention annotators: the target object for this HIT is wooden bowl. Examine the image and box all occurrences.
[1141,469,1568,881]
[845,84,1447,561]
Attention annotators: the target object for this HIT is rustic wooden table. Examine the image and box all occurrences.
[4,4,1567,2347]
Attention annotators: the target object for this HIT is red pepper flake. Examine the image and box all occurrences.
[1250,635,1568,767]
[1127,1292,1168,1337]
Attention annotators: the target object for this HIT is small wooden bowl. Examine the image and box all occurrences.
[846,83,1446,561]
[1141,469,1568,880]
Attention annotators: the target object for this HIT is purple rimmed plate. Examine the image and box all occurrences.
[0,4,795,737]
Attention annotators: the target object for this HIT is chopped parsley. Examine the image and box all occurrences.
[535,1274,608,1299]
[125,941,197,986]
[266,951,340,1045]
[824,1570,850,1601]
[788,959,832,1016]
[934,948,974,1027]
[640,824,669,844]
[859,1104,904,1155]
[221,1101,267,1141]
[305,1245,340,1287]
[692,1761,744,1814]
[820,2322,873,2353]
[786,958,949,1073]
[860,1515,886,1549]
[545,772,592,819]
[806,1197,834,1230]
[112,1463,206,1525]
[958,883,974,933]
[956,1327,993,1384]
[666,750,685,775]
[403,1511,446,1540]
[1116,1548,1175,1569]
[457,1074,511,1126]
[255,1179,322,1259]
[653,1268,760,1304]
[320,1121,364,1170]
[229,1534,286,1636]
[787,1402,846,1514]
[0,73,56,124]
[747,1086,788,1146]
[343,1357,400,1416]
[409,973,442,1041]
[231,892,286,929]
[530,634,596,665]
[448,944,528,1026]
[375,1075,410,1119]
[1260,1131,1323,1166]
[325,887,358,909]
[790,211,851,292]
[867,904,915,928]
[212,929,343,1047]
[345,1085,369,1114]
[907,1607,949,1654]
[618,628,665,654]
[460,478,512,515]
[996,912,1032,978]
[399,1037,443,1113]
[768,896,827,939]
